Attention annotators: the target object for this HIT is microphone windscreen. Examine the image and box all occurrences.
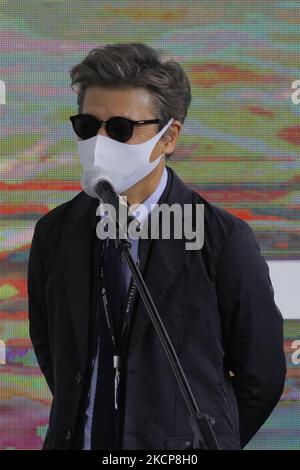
[81,166,113,198]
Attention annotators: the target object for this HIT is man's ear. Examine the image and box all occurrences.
[161,121,181,157]
[161,122,181,143]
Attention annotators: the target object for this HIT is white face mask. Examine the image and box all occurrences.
[77,117,174,194]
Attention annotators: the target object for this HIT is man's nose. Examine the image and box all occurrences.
[97,122,109,137]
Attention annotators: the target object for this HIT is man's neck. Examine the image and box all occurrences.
[122,162,166,206]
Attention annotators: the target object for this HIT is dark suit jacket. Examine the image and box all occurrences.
[27,166,286,450]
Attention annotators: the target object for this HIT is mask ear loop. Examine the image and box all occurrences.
[157,120,173,160]
[159,119,174,147]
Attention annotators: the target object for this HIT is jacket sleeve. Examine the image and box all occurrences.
[27,220,54,395]
[215,223,286,448]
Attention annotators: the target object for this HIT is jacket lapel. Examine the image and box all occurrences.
[126,167,193,361]
[125,237,186,361]
[60,193,100,369]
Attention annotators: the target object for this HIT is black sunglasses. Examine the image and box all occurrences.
[69,113,161,143]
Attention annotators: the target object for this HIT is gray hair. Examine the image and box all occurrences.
[69,42,192,159]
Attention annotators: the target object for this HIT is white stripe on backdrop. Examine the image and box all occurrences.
[268,261,300,319]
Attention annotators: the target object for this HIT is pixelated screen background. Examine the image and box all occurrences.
[0,0,299,449]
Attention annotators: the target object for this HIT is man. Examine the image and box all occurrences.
[28,42,286,450]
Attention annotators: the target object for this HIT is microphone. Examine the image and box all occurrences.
[81,166,136,241]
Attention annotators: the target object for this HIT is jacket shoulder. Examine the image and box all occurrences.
[192,190,250,235]
[190,190,255,269]
[32,191,85,245]
[169,167,249,238]
[167,167,253,254]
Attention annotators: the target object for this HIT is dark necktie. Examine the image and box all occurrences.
[91,238,127,450]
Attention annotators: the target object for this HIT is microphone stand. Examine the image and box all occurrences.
[96,185,220,450]
[116,238,220,450]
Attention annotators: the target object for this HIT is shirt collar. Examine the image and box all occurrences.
[130,166,168,224]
